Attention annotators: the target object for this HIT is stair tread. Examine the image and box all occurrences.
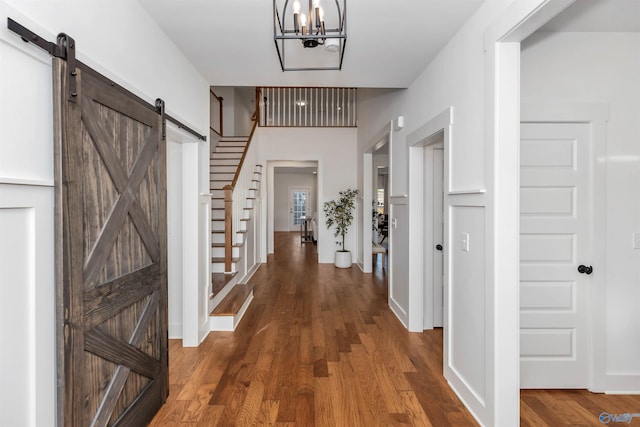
[211,256,239,263]
[212,243,243,248]
[210,283,254,316]
[211,272,237,297]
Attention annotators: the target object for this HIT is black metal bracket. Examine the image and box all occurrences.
[155,98,166,139]
[7,17,64,57]
[56,33,77,102]
[7,17,206,141]
[7,18,77,102]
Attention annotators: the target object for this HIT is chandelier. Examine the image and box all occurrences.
[273,0,347,71]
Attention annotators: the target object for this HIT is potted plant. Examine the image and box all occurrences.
[323,188,359,268]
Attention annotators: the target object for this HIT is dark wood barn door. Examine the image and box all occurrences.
[53,58,168,426]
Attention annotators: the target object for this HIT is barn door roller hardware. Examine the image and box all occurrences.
[6,17,207,141]
[8,18,77,102]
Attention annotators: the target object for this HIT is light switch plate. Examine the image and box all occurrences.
[461,232,470,252]
[633,232,640,249]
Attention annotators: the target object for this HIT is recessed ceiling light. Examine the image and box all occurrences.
[296,100,307,107]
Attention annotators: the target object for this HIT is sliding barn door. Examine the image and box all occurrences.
[53,58,168,426]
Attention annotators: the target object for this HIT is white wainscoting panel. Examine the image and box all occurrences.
[0,184,55,427]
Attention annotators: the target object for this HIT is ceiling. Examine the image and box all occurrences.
[138,0,485,88]
[538,0,640,32]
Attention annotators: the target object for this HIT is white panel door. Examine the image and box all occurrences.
[520,122,591,388]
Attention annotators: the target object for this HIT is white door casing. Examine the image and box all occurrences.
[520,121,591,388]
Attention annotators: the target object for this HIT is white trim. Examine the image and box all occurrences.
[168,323,183,339]
[389,296,408,328]
[407,107,453,333]
[266,160,319,255]
[0,177,54,187]
[362,154,373,272]
[0,184,55,426]
[448,189,486,195]
[180,139,200,347]
[483,1,577,425]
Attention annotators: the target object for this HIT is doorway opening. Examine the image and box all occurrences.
[269,161,319,257]
[407,107,452,333]
[361,122,392,274]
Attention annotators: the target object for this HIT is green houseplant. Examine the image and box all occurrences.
[324,188,359,268]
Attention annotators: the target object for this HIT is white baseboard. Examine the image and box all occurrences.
[240,261,261,283]
[389,297,408,328]
[168,323,183,339]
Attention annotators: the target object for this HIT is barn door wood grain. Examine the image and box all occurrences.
[53,57,168,426]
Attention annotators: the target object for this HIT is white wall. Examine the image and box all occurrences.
[212,86,235,136]
[211,86,254,137]
[274,172,317,231]
[233,89,254,136]
[257,127,357,264]
[521,31,640,388]
[356,1,550,425]
[0,0,209,423]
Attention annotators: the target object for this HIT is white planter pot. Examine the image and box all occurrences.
[334,251,352,268]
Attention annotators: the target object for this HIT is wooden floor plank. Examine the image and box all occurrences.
[150,231,640,427]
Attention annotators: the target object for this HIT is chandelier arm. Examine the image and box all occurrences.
[333,0,343,31]
[281,0,290,34]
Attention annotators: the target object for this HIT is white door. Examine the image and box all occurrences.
[289,187,310,231]
[520,122,591,388]
[433,148,444,327]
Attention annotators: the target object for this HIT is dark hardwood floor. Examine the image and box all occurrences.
[150,232,640,426]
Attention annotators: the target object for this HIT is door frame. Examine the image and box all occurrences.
[407,107,452,332]
[266,160,319,256]
[361,121,392,274]
[521,102,608,391]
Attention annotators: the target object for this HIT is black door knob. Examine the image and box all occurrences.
[435,244,443,251]
[578,265,593,275]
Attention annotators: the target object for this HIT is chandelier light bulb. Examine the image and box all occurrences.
[293,0,301,14]
[300,13,307,35]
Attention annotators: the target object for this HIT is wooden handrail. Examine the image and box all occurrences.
[230,120,258,189]
[224,185,233,272]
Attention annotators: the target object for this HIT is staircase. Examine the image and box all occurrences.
[209,133,262,331]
